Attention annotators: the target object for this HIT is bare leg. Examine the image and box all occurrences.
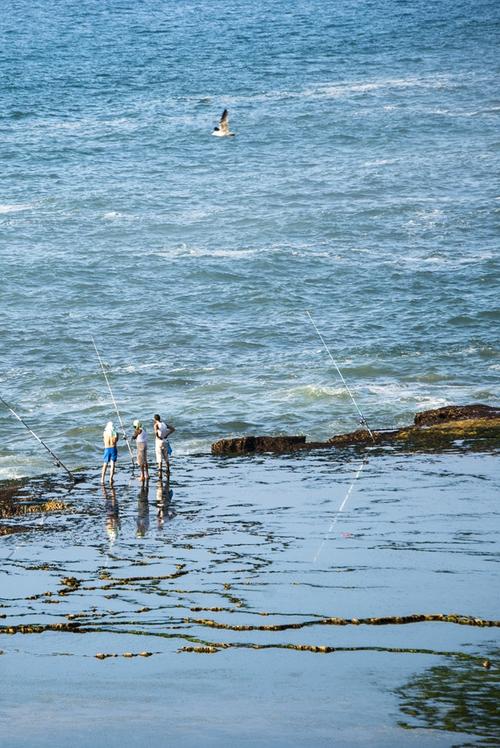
[101,462,107,484]
[109,460,116,484]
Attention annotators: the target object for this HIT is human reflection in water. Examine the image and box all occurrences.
[102,485,120,544]
[155,478,175,528]
[136,481,150,537]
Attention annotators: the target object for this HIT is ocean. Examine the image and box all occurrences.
[1,0,499,478]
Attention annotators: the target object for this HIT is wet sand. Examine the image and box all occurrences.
[1,449,498,746]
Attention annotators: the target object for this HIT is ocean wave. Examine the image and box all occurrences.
[427,106,500,117]
[366,382,450,408]
[362,159,396,167]
[406,209,447,230]
[102,211,127,221]
[386,249,495,270]
[153,240,336,261]
[121,363,158,373]
[219,74,457,108]
[170,366,217,374]
[172,437,212,455]
[0,203,35,214]
[153,245,262,260]
[303,75,456,99]
[279,384,348,402]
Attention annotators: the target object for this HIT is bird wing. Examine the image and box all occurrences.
[219,109,229,134]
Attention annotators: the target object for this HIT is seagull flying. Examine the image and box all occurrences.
[212,109,235,137]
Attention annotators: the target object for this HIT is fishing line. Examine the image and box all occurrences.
[306,310,375,442]
[0,394,77,481]
[91,336,135,470]
[313,459,366,563]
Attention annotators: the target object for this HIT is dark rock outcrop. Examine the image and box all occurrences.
[211,435,308,455]
[211,404,500,455]
[327,429,398,447]
[414,403,500,427]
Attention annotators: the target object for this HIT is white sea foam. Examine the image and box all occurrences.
[102,211,125,220]
[366,382,451,409]
[154,240,331,261]
[0,467,25,480]
[121,363,158,373]
[427,106,500,117]
[414,396,451,410]
[219,74,456,108]
[279,384,347,402]
[390,249,495,271]
[406,209,447,229]
[102,362,159,375]
[362,159,396,167]
[303,75,454,100]
[154,245,264,260]
[0,203,35,214]
[173,437,212,455]
[170,366,217,374]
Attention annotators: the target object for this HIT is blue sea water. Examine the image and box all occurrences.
[1,0,499,478]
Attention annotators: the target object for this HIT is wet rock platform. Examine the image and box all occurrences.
[0,474,74,536]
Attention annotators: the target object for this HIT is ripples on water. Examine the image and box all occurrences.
[0,451,498,744]
[1,0,499,478]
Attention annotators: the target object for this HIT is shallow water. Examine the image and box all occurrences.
[1,450,498,746]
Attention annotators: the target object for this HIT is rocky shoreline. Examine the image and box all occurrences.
[211,404,500,455]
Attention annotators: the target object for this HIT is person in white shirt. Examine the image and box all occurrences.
[132,419,149,483]
[153,413,175,478]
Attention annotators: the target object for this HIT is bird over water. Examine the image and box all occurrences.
[212,109,235,137]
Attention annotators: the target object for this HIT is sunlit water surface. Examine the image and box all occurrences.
[1,450,498,746]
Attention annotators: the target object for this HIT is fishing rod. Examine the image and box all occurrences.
[91,336,135,469]
[313,459,366,563]
[306,310,375,442]
[0,394,77,481]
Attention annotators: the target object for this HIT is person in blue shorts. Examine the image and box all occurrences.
[101,421,119,484]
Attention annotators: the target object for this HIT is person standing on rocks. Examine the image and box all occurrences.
[153,414,175,478]
[101,421,119,485]
[132,419,149,483]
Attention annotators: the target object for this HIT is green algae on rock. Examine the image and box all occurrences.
[0,475,72,520]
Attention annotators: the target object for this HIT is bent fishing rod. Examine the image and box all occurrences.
[306,310,375,442]
[0,395,78,481]
[91,336,135,469]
